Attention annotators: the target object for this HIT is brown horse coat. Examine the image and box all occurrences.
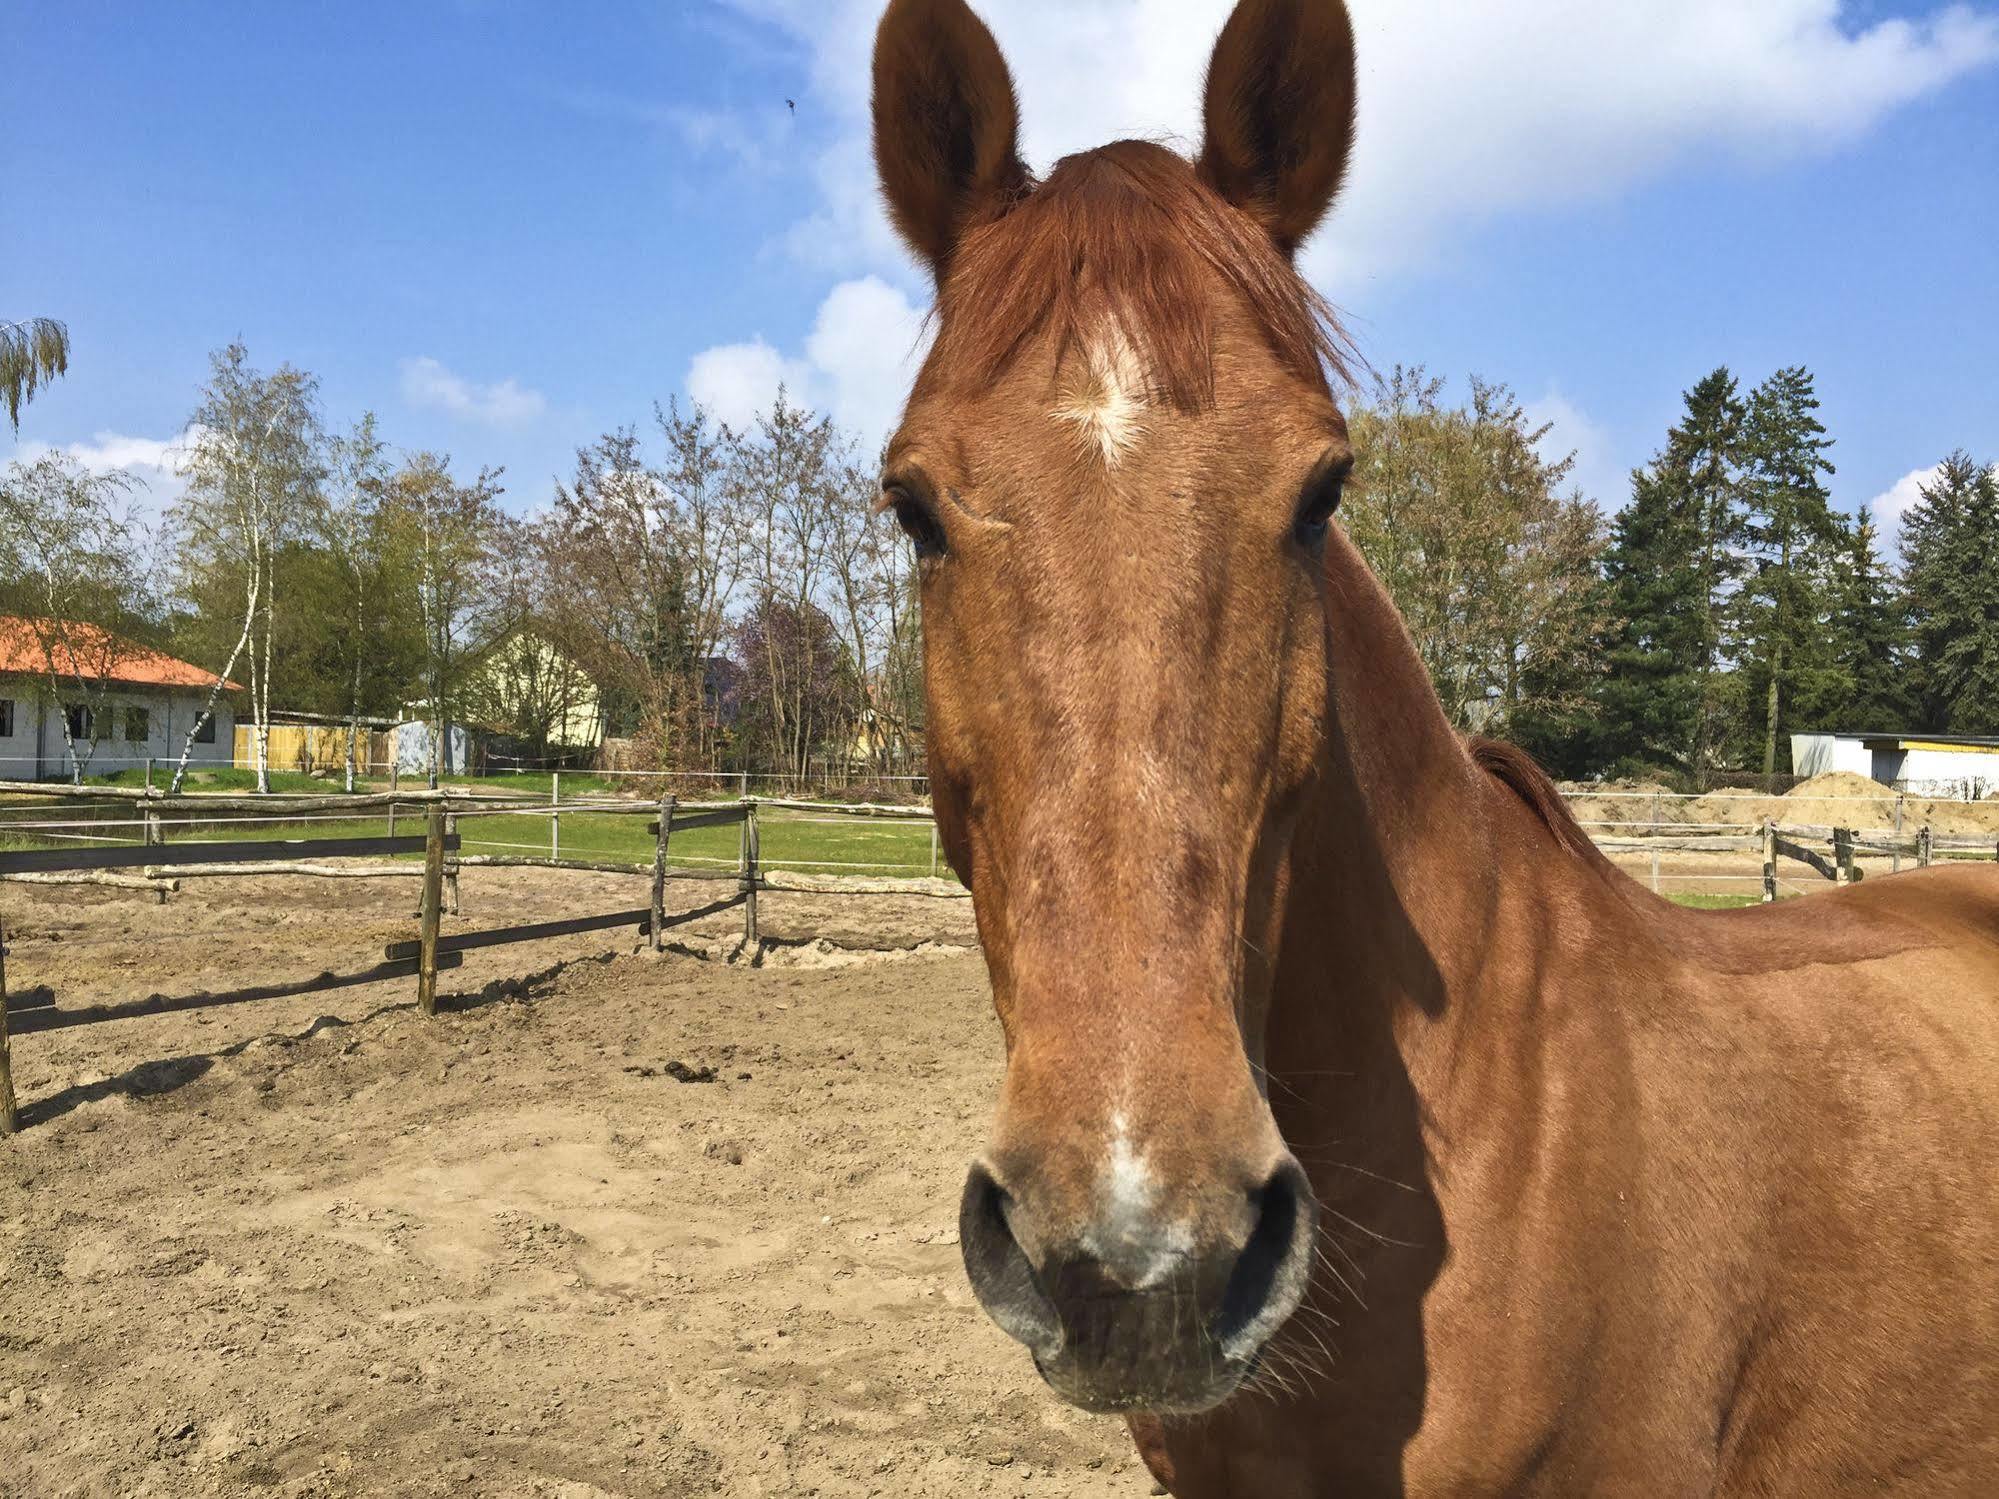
[869,1,1999,1492]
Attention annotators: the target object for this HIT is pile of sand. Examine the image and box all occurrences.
[1561,770,1999,837]
[1562,778,1692,831]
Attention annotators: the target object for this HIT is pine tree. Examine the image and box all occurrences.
[1734,366,1841,780]
[1903,452,1999,734]
[1810,506,1912,732]
[1593,368,1746,780]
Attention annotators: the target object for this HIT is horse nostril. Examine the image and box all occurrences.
[959,1162,1063,1356]
[1213,1156,1317,1359]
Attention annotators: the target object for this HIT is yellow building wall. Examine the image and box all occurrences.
[234,723,390,773]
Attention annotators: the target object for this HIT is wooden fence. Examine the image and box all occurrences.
[0,785,765,1132]
[2,780,1993,1135]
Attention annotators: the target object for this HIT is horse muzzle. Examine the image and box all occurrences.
[959,1153,1318,1413]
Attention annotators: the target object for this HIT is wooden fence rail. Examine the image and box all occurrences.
[0,833,452,878]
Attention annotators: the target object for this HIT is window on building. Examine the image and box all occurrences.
[65,704,93,741]
[125,706,150,742]
[193,713,216,745]
[0,699,13,737]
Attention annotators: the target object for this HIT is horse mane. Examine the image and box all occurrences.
[932,139,1354,412]
[1467,737,1615,872]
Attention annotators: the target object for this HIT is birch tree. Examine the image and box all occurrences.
[384,453,508,787]
[0,453,149,781]
[169,343,322,791]
[313,413,394,790]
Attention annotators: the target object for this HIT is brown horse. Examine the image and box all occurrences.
[869,0,1999,1492]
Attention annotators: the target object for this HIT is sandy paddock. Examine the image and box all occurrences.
[0,870,1149,1498]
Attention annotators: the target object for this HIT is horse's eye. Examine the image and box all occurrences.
[1292,452,1351,549]
[885,485,948,559]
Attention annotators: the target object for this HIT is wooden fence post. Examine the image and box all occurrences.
[1834,827,1855,886]
[650,794,676,953]
[0,917,17,1135]
[741,799,760,953]
[1892,794,1905,874]
[387,764,399,839]
[1761,819,1777,904]
[417,804,445,1017]
[551,773,560,863]
[1918,825,1933,869]
[444,810,460,916]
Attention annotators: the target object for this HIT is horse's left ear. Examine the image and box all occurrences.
[873,0,1032,280]
[1197,0,1358,258]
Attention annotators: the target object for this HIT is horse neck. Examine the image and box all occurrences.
[1270,530,1583,1150]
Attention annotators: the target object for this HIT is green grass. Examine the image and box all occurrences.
[1666,891,1767,910]
[0,801,952,879]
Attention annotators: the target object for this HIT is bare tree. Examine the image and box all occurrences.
[730,390,842,784]
[169,342,323,791]
[657,400,745,765]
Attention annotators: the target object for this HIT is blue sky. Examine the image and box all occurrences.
[6,0,1996,548]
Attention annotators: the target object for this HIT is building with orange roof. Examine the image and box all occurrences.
[0,616,240,780]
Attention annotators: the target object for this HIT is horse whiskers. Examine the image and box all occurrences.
[1322,1203,1418,1248]
[1311,1241,1367,1310]
[1311,1158,1424,1194]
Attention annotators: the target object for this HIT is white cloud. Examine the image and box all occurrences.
[5,428,199,526]
[686,338,813,431]
[398,356,547,429]
[686,275,931,445]
[1526,391,1626,509]
[1867,462,1943,554]
[720,0,1999,290]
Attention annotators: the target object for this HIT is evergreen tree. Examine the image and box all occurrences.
[1593,368,1746,781]
[1903,452,1999,734]
[1733,366,1841,779]
[1802,505,1912,732]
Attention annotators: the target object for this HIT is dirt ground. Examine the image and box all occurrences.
[0,870,1153,1499]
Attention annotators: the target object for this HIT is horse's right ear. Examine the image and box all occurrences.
[872,0,1031,279]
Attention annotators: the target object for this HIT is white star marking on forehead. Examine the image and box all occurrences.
[1053,325,1150,468]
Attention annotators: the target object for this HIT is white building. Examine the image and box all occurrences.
[0,616,238,781]
[1791,731,1999,800]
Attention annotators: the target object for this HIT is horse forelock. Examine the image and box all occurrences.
[927,139,1353,415]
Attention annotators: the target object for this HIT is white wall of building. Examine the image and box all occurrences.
[1898,747,1999,799]
[1791,734,1872,780]
[1791,732,1998,798]
[0,684,235,780]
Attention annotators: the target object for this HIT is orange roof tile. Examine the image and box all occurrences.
[0,616,241,692]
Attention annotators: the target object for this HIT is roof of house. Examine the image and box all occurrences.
[1814,730,1999,750]
[0,616,240,692]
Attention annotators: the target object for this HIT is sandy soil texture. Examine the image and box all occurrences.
[0,872,1154,1499]
[1566,770,1999,837]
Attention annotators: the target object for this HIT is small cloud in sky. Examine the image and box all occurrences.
[686,275,930,446]
[548,87,794,173]
[399,356,546,429]
[4,427,199,529]
[1867,462,1943,556]
[1526,391,1627,509]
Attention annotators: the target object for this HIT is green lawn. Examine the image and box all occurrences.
[0,801,950,879]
